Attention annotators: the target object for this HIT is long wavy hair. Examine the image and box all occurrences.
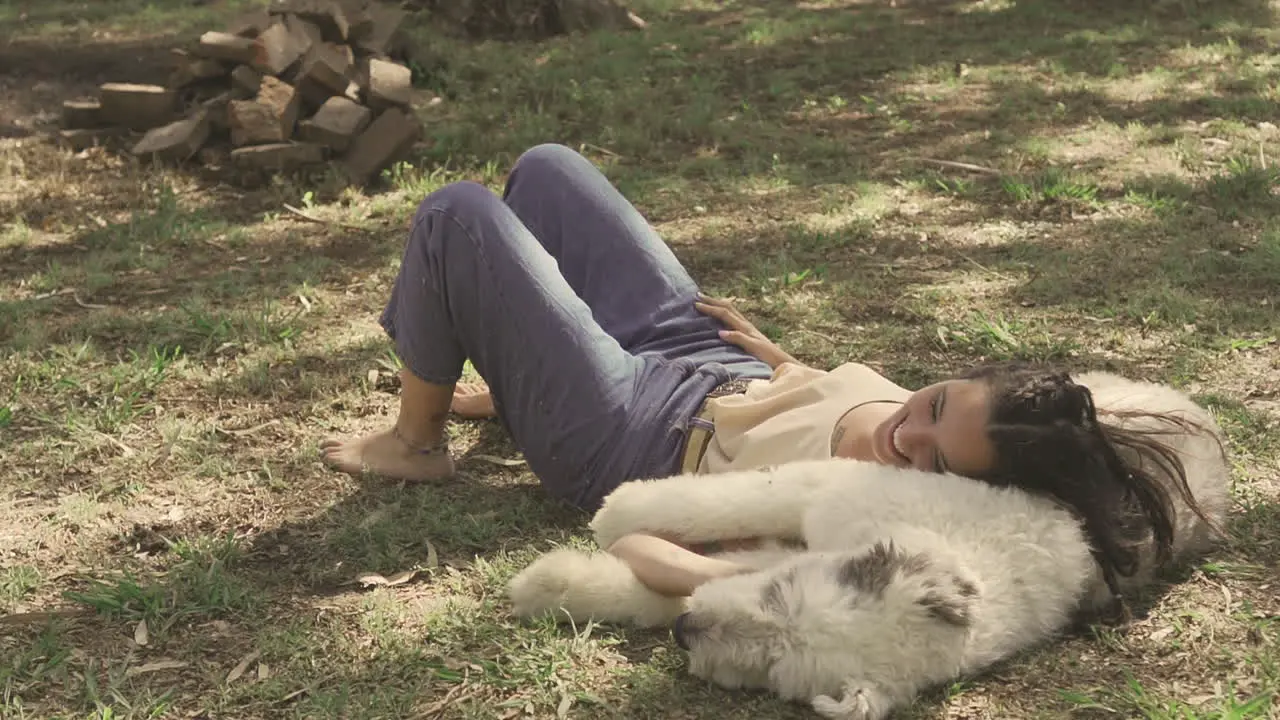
[959,362,1224,615]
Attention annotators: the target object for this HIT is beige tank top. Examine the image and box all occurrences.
[698,362,912,474]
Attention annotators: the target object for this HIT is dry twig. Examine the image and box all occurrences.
[282,203,376,232]
[915,157,1003,176]
[416,684,482,719]
[0,609,92,626]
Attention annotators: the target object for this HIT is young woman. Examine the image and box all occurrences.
[321,144,1222,601]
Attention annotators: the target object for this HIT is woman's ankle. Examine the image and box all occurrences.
[392,422,448,453]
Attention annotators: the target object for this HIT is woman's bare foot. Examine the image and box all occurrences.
[451,382,496,419]
[319,428,455,481]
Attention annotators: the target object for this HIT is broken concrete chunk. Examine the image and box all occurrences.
[230,65,263,97]
[342,80,362,103]
[328,41,354,67]
[62,99,104,129]
[284,13,323,48]
[227,76,301,146]
[341,106,420,183]
[231,141,326,170]
[295,43,354,107]
[195,31,258,64]
[132,110,212,162]
[298,95,371,152]
[365,58,411,111]
[98,83,176,130]
[251,21,308,76]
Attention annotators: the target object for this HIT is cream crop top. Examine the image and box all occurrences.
[697,362,912,474]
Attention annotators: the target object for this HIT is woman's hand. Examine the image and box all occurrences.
[695,293,799,369]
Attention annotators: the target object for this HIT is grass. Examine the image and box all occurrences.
[2,0,1279,718]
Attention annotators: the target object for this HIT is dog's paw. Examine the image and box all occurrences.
[507,548,685,627]
[589,479,669,549]
[812,682,892,720]
[507,548,594,619]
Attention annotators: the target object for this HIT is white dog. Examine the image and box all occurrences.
[507,373,1230,719]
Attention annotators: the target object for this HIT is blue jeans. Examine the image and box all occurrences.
[380,144,772,510]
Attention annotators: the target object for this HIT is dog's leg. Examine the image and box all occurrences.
[811,681,896,720]
[507,548,686,628]
[591,458,854,549]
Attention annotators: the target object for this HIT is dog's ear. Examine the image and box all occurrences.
[916,572,979,627]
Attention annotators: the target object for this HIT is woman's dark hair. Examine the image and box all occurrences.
[958,362,1223,609]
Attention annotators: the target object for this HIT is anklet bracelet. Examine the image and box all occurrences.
[393,426,450,455]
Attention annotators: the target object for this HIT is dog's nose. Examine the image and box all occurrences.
[672,612,694,650]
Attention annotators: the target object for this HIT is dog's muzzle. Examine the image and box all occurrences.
[672,612,694,651]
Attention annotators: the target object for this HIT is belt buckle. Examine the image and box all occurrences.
[707,376,751,400]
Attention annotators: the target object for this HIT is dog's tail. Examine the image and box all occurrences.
[507,548,686,628]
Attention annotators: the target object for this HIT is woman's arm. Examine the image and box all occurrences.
[606,533,751,597]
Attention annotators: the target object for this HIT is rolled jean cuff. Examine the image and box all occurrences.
[378,312,464,386]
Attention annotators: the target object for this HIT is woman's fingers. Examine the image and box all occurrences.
[693,300,723,314]
[697,294,769,341]
[696,299,746,324]
[718,329,761,351]
[695,300,739,324]
[691,289,732,303]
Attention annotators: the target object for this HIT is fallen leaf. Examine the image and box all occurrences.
[556,693,573,718]
[1149,626,1175,642]
[226,650,261,683]
[470,454,527,467]
[257,662,270,680]
[126,659,188,677]
[354,569,418,588]
[384,569,417,586]
[133,619,149,646]
[425,539,439,570]
[367,369,379,385]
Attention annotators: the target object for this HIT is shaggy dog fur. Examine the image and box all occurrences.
[507,373,1230,719]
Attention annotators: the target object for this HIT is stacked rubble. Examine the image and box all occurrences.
[57,0,422,185]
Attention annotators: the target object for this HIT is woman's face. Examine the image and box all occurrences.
[870,379,998,478]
